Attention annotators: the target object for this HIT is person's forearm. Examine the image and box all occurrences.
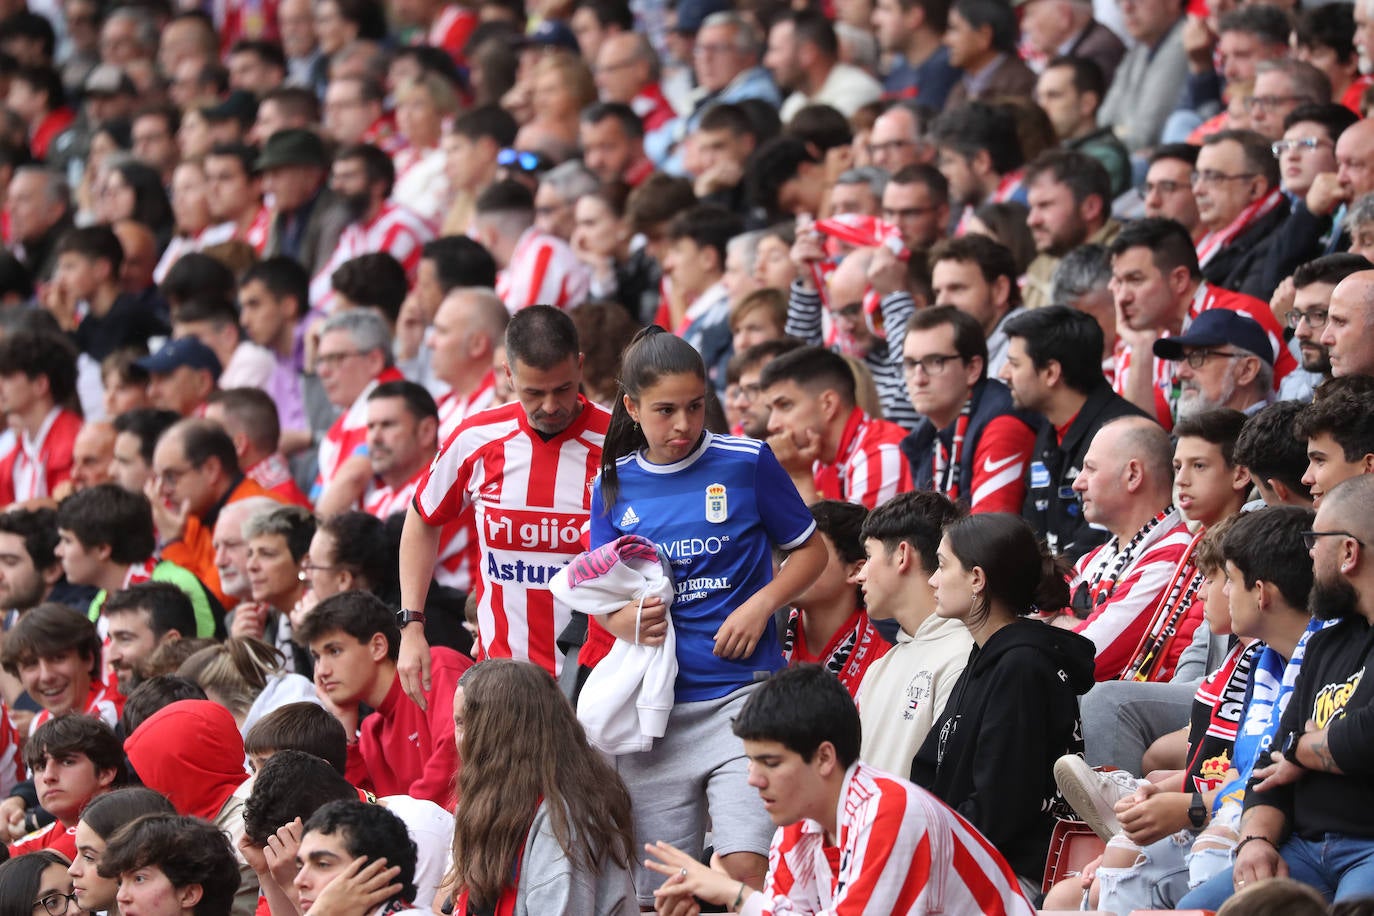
[1121,354,1158,417]
[1238,804,1286,843]
[1297,727,1344,774]
[315,456,371,516]
[749,536,827,614]
[399,504,441,613]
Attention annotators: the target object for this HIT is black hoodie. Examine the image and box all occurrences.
[910,617,1096,879]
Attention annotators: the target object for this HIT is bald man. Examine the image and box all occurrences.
[1307,118,1374,221]
[52,421,116,499]
[1180,473,1374,908]
[429,288,510,443]
[866,104,931,175]
[1322,270,1374,378]
[1070,417,1198,682]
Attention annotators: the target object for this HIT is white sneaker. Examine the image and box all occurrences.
[1054,754,1140,842]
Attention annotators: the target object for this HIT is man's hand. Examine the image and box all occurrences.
[1270,276,1296,328]
[394,295,426,362]
[1182,15,1216,71]
[867,243,907,297]
[0,797,26,842]
[309,857,403,916]
[766,428,821,477]
[263,817,304,895]
[1306,172,1349,217]
[1234,836,1287,889]
[143,479,189,545]
[600,596,668,646]
[41,279,77,332]
[789,224,827,289]
[397,626,432,710]
[694,159,744,198]
[1252,753,1305,792]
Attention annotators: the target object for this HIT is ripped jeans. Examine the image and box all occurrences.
[1095,828,1237,913]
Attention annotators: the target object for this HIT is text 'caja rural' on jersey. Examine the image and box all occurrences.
[413,397,611,676]
[590,431,816,703]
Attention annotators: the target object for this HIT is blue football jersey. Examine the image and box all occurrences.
[591,432,817,702]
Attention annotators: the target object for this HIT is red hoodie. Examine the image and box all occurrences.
[345,647,470,809]
[124,700,247,819]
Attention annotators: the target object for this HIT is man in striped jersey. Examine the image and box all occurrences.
[646,664,1035,915]
[472,180,589,313]
[1070,416,1196,681]
[397,306,610,704]
[761,346,911,510]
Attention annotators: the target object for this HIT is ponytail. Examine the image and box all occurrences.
[598,326,707,511]
[945,513,1069,618]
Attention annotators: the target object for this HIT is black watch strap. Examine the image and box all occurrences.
[1188,791,1206,828]
[397,608,426,628]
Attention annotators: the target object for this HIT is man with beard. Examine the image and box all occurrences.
[1151,310,1275,421]
[1000,306,1149,561]
[308,144,435,313]
[726,339,803,440]
[1180,472,1374,908]
[1023,150,1120,311]
[101,582,197,695]
[1281,254,1373,401]
[0,509,93,623]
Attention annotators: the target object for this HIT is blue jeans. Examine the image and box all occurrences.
[1180,833,1374,908]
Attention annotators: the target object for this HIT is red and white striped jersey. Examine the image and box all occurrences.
[0,407,80,504]
[310,202,436,312]
[1072,511,1195,681]
[495,228,590,313]
[1112,282,1296,428]
[30,676,123,735]
[198,206,271,256]
[0,703,23,797]
[422,3,478,63]
[366,464,473,592]
[413,398,610,674]
[814,408,911,510]
[313,368,406,503]
[437,371,498,445]
[741,762,1035,916]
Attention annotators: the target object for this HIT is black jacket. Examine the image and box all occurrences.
[911,618,1095,879]
[1200,198,1290,301]
[1247,614,1374,837]
[1022,385,1149,562]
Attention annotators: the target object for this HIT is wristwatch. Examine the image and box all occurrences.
[396,608,427,629]
[1188,791,1206,829]
[1282,731,1302,766]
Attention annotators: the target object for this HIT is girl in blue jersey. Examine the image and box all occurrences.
[590,326,827,906]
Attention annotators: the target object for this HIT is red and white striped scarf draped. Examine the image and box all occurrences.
[1195,188,1282,268]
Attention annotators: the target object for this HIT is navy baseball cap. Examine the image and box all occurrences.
[136,337,223,379]
[524,19,580,52]
[1152,309,1274,366]
[674,0,732,33]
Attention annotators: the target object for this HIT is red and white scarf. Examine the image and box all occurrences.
[1195,188,1282,268]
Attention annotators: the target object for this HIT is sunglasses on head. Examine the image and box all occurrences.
[497,148,551,174]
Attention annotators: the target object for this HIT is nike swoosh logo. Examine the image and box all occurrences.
[982,454,1021,474]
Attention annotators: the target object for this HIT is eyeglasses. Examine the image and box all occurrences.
[693,42,739,56]
[1178,349,1237,368]
[298,559,343,581]
[830,302,864,319]
[33,891,78,916]
[867,138,914,158]
[154,464,198,488]
[902,353,963,376]
[730,382,762,403]
[497,148,550,174]
[1302,529,1366,550]
[1287,307,1329,330]
[1141,179,1187,197]
[1191,170,1257,186]
[315,350,364,370]
[1247,94,1304,112]
[882,205,937,221]
[1272,137,1332,156]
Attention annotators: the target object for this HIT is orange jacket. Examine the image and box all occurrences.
[162,475,281,609]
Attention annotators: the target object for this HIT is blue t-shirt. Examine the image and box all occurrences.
[590,432,816,702]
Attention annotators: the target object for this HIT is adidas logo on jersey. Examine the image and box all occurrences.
[620,506,640,527]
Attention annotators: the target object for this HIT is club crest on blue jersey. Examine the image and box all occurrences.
[705,483,728,523]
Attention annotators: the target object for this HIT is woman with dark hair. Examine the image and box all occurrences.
[69,787,176,913]
[571,182,637,309]
[301,511,398,604]
[448,659,637,914]
[568,299,639,408]
[103,159,174,250]
[0,851,74,916]
[912,512,1095,895]
[967,201,1036,276]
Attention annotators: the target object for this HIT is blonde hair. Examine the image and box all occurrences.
[396,73,459,117]
[534,50,597,114]
[178,637,285,720]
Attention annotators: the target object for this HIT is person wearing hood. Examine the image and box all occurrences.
[123,699,260,916]
[911,512,1096,895]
